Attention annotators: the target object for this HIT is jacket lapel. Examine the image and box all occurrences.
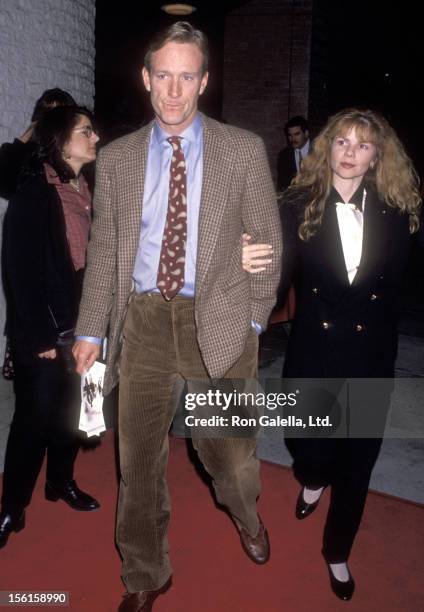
[351,189,388,288]
[291,150,297,175]
[196,116,237,292]
[318,201,351,288]
[317,186,388,292]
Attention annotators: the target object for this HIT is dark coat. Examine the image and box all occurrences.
[0,139,95,199]
[3,171,80,363]
[0,139,36,200]
[276,147,297,192]
[280,185,412,378]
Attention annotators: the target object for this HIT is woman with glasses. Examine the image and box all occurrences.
[0,106,100,548]
[242,108,421,600]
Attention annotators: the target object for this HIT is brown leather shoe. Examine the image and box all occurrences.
[237,516,270,564]
[118,578,171,612]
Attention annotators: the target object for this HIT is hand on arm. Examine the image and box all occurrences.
[18,122,36,144]
[242,233,273,273]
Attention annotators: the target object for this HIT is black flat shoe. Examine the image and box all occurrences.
[327,564,355,601]
[295,487,321,520]
[45,480,100,512]
[0,510,25,549]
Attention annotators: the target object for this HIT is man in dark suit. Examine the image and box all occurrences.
[73,21,282,612]
[276,115,310,192]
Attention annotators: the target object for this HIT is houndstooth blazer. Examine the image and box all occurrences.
[76,114,282,394]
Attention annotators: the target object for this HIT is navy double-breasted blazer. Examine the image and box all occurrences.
[280,184,413,379]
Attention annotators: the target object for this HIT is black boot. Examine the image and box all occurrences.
[45,480,100,511]
[0,510,25,549]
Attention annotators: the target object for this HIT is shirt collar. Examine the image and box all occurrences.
[43,162,89,197]
[298,139,310,157]
[152,113,202,147]
[330,181,365,211]
[44,162,62,186]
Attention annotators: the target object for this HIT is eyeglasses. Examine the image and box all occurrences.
[74,125,96,139]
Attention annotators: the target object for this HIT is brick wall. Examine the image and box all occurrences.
[223,0,313,182]
[0,0,96,360]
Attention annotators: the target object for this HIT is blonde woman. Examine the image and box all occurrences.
[243,109,421,600]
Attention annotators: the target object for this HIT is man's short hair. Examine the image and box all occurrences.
[284,115,309,136]
[144,21,209,75]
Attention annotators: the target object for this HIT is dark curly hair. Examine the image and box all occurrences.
[31,88,76,122]
[33,105,95,182]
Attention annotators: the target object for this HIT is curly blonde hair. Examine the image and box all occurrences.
[290,109,421,240]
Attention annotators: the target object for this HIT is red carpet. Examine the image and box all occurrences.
[1,431,423,611]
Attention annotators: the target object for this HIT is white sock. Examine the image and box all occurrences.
[329,562,350,582]
[303,486,324,504]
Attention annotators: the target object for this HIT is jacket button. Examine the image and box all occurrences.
[322,321,329,330]
[370,293,377,300]
[356,324,363,332]
[312,287,318,294]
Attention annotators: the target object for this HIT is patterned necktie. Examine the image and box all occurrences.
[157,136,187,300]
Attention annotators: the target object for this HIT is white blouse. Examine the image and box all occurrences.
[335,188,366,284]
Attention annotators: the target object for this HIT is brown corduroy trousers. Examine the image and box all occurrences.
[117,293,261,591]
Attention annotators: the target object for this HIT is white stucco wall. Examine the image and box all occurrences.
[0,0,96,360]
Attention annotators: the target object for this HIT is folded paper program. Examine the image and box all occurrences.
[79,361,107,437]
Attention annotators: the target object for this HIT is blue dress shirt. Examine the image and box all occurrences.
[132,115,203,296]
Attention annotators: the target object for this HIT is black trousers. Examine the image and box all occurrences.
[1,357,80,514]
[286,436,383,563]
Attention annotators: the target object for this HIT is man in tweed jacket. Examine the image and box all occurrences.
[73,22,282,611]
